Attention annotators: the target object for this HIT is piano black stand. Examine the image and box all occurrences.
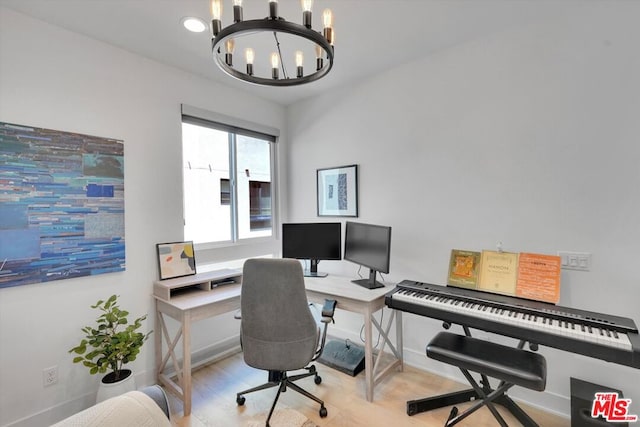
[407,326,547,427]
[406,379,539,427]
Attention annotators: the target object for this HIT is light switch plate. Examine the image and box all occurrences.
[558,251,591,271]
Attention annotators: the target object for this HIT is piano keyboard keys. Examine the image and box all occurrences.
[393,289,633,351]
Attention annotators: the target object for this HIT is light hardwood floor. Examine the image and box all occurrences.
[167,352,570,427]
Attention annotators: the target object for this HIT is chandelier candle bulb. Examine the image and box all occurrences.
[245,48,254,75]
[233,0,243,23]
[322,8,333,27]
[302,0,313,28]
[315,44,323,70]
[296,50,304,78]
[269,0,278,19]
[211,0,222,36]
[271,52,279,79]
[225,38,235,66]
[322,9,333,43]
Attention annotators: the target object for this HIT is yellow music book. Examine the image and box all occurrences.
[447,249,481,289]
[477,250,519,296]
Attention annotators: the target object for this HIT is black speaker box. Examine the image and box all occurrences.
[570,377,628,427]
[318,339,365,377]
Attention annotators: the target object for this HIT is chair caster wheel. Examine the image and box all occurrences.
[314,375,322,385]
[319,406,328,418]
[236,395,245,406]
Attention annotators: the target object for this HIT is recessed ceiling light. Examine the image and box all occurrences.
[182,17,207,33]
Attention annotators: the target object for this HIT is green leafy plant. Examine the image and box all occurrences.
[69,295,152,382]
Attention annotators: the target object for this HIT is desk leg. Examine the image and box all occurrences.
[364,308,403,403]
[182,311,192,416]
[156,308,192,416]
[364,306,374,402]
[154,305,162,381]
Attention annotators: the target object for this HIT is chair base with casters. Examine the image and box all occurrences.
[408,331,547,427]
[236,365,327,425]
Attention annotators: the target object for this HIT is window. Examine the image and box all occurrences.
[181,113,277,246]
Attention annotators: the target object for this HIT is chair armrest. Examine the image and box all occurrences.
[321,299,337,323]
[312,299,337,361]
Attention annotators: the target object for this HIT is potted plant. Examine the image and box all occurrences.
[69,294,152,401]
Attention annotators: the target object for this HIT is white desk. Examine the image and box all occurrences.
[154,271,403,416]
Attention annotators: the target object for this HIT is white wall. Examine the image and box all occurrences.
[3,2,640,424]
[0,7,285,426]
[286,2,640,418]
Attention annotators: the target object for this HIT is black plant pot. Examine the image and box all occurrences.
[101,368,132,384]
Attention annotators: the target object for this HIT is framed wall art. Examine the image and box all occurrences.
[317,164,358,217]
[0,121,125,288]
[156,241,196,280]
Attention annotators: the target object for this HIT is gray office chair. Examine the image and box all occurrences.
[236,258,336,427]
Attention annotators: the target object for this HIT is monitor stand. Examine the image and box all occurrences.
[305,259,328,278]
[351,270,384,289]
[305,271,328,278]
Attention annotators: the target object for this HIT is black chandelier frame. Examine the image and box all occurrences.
[211,17,334,87]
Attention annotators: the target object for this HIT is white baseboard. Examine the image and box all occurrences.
[3,393,96,427]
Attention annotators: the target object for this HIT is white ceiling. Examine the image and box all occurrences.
[0,0,572,106]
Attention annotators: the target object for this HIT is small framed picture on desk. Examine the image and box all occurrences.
[317,164,358,217]
[156,241,196,280]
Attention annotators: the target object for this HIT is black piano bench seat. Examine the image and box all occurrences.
[407,331,547,427]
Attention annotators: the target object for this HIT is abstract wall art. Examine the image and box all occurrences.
[317,164,358,217]
[0,122,125,288]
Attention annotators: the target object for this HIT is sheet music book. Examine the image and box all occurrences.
[516,252,561,304]
[447,249,481,289]
[477,250,519,296]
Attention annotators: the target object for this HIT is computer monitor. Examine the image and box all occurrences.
[282,222,341,277]
[344,221,392,289]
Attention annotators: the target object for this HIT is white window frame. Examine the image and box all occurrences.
[181,104,279,250]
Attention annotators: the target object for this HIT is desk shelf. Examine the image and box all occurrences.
[153,268,242,301]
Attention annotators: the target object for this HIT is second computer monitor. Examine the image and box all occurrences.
[282,222,341,277]
[344,221,392,289]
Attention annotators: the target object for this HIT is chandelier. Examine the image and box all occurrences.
[210,0,335,86]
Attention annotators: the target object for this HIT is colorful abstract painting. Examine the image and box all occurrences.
[156,241,196,280]
[0,122,125,288]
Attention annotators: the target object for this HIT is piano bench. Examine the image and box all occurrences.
[407,331,547,427]
[427,332,547,392]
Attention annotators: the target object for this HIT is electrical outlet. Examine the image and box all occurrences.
[43,366,58,387]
